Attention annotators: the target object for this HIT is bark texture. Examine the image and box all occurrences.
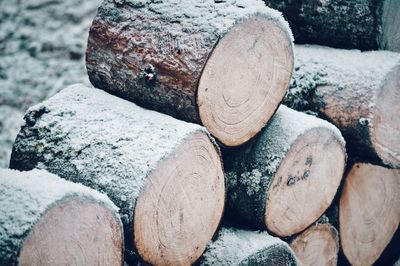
[10,84,225,265]
[200,227,298,266]
[284,45,400,168]
[86,0,293,146]
[0,168,122,266]
[263,0,400,51]
[223,105,346,237]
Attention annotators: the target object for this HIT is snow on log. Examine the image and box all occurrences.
[288,221,339,266]
[0,168,123,266]
[200,227,299,266]
[224,105,346,237]
[379,0,400,52]
[86,0,294,147]
[284,45,400,168]
[10,84,225,266]
[339,163,400,266]
[263,0,400,51]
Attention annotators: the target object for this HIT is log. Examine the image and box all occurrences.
[86,0,294,147]
[284,45,400,168]
[200,227,299,265]
[263,0,400,51]
[0,168,123,266]
[288,220,339,266]
[339,163,400,266]
[224,105,346,237]
[10,84,226,266]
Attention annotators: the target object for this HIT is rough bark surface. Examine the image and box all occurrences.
[200,227,298,266]
[10,84,225,265]
[0,168,122,266]
[86,0,293,146]
[284,45,400,168]
[263,0,400,51]
[223,105,346,237]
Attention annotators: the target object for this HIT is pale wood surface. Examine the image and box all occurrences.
[197,18,293,146]
[340,163,400,266]
[134,133,225,266]
[266,128,345,236]
[19,198,123,266]
[290,223,339,266]
[86,0,293,147]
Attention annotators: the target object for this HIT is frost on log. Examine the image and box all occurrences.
[0,169,123,266]
[200,227,298,266]
[10,84,225,266]
[284,45,400,168]
[339,163,400,266]
[263,0,400,52]
[224,105,346,237]
[86,0,294,147]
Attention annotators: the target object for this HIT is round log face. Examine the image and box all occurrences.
[18,197,123,266]
[290,224,339,266]
[340,163,400,266]
[371,64,400,168]
[134,132,225,265]
[265,128,345,237]
[197,17,293,147]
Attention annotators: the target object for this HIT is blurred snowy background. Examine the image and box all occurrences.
[0,0,102,167]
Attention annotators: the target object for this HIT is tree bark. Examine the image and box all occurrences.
[263,0,400,52]
[339,163,400,266]
[86,0,294,147]
[288,219,339,266]
[283,45,400,168]
[10,84,225,266]
[200,227,299,266]
[223,105,346,237]
[0,168,123,266]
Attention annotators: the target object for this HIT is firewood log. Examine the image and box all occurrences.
[288,218,339,266]
[224,105,346,237]
[86,0,294,147]
[284,45,400,168]
[339,163,400,266]
[0,169,123,266]
[263,0,400,51]
[10,84,225,266]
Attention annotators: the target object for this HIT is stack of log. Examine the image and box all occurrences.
[1,0,399,265]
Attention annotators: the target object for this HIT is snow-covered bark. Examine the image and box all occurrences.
[283,45,400,168]
[0,168,122,266]
[10,84,225,265]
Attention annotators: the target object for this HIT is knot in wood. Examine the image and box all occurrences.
[141,64,156,82]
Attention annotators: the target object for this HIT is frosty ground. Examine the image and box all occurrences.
[0,0,101,167]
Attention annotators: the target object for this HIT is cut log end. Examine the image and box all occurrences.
[371,64,400,168]
[340,163,400,266]
[197,17,293,147]
[134,132,225,265]
[19,197,123,266]
[265,128,346,237]
[289,224,339,266]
